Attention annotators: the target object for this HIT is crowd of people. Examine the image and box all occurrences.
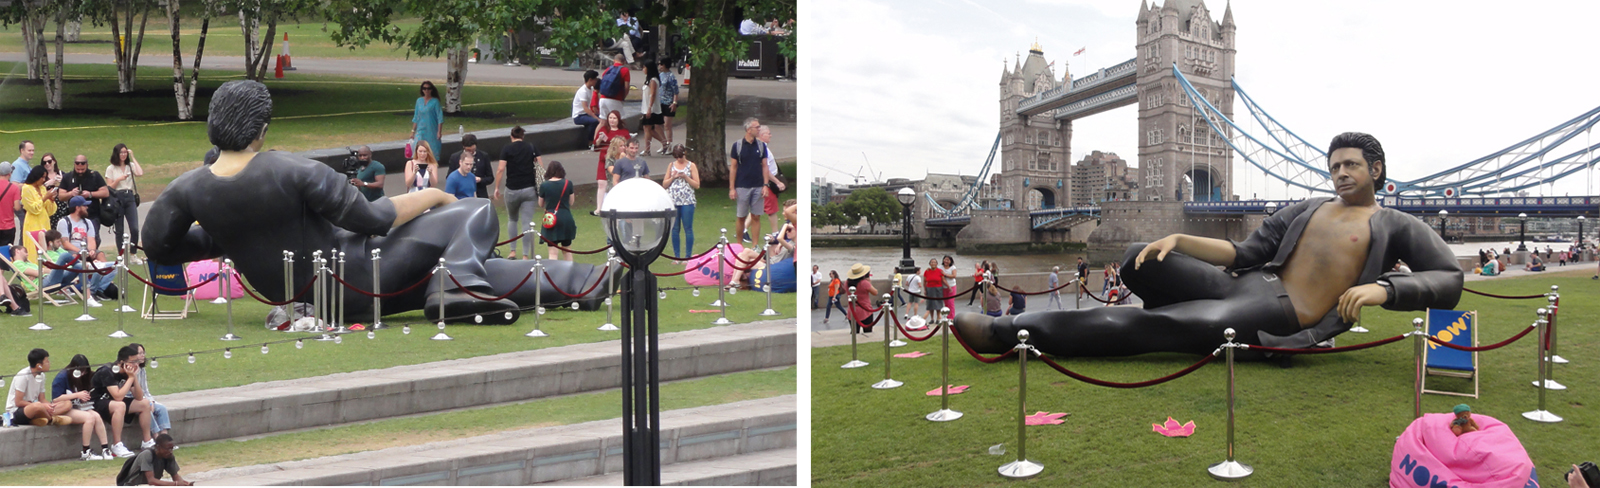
[1473,243,1596,276]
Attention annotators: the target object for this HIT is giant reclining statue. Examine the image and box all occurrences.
[144,80,611,325]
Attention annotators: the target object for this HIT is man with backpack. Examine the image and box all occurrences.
[597,54,631,120]
[728,117,771,245]
[115,434,190,486]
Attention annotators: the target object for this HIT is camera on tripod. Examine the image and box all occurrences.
[341,147,367,180]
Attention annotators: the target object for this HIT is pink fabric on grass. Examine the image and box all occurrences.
[186,260,244,300]
[1389,413,1533,488]
[682,243,747,286]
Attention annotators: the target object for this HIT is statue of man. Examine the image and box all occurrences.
[144,80,609,324]
[955,132,1462,358]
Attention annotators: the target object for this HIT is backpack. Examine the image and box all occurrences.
[598,65,626,99]
[114,452,138,485]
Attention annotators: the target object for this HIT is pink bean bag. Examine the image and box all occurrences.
[186,260,244,300]
[682,244,746,286]
[1390,413,1534,488]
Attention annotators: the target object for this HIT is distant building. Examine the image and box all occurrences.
[1071,150,1140,206]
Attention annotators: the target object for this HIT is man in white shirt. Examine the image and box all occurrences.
[810,265,823,310]
[739,19,768,36]
[756,126,786,236]
[572,70,600,143]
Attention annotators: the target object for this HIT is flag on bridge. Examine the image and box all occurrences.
[1074,47,1086,56]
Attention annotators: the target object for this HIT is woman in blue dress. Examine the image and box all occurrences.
[411,81,444,162]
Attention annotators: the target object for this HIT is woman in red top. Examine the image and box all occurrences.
[592,110,630,215]
[823,270,847,325]
[922,257,945,320]
[846,263,880,334]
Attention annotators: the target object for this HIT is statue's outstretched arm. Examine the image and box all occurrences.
[141,195,223,265]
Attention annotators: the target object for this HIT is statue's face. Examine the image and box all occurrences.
[1328,147,1378,200]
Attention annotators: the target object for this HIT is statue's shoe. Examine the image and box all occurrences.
[425,290,520,325]
[951,312,1016,354]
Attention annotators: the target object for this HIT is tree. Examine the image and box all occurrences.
[843,187,899,233]
[1,0,49,80]
[89,0,156,93]
[323,0,527,113]
[226,0,315,82]
[814,203,845,229]
[167,0,213,119]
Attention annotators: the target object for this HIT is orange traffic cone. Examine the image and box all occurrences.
[274,55,284,78]
[281,32,295,70]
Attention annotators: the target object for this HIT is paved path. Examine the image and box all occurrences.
[0,52,796,99]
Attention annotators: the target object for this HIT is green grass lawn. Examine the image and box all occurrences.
[811,270,1599,487]
[0,18,442,61]
[0,172,798,394]
[0,367,794,486]
[0,61,574,188]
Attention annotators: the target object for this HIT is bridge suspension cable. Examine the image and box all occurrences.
[926,132,1002,217]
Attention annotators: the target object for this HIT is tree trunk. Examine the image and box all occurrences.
[20,7,42,80]
[112,0,152,93]
[444,46,469,114]
[238,5,259,80]
[252,15,277,80]
[45,7,64,109]
[687,51,728,184]
[64,17,80,42]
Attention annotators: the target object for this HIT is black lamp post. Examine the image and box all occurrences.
[1578,215,1586,249]
[600,178,676,486]
[1437,210,1448,240]
[1517,212,1528,252]
[896,188,917,276]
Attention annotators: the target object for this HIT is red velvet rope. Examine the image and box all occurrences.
[1427,325,1537,352]
[495,234,523,247]
[904,284,977,301]
[1037,352,1216,389]
[1247,333,1409,355]
[39,255,116,275]
[37,255,81,270]
[993,280,1073,296]
[726,251,768,271]
[947,323,1020,363]
[536,234,611,255]
[240,278,318,306]
[446,271,537,302]
[848,297,883,314]
[1078,281,1131,304]
[651,266,697,277]
[659,246,718,262]
[540,264,612,298]
[1462,288,1548,300]
[125,268,222,292]
[328,271,435,298]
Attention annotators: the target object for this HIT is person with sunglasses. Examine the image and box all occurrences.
[410,81,445,171]
[57,154,109,246]
[39,153,69,231]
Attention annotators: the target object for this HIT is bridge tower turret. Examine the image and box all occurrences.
[998,43,1074,211]
[1135,0,1236,202]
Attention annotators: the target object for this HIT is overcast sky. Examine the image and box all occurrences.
[806,0,1600,200]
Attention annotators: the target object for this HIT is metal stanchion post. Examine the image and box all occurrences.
[599,249,619,331]
[370,249,385,330]
[115,236,136,313]
[108,253,130,338]
[29,248,50,331]
[997,330,1042,479]
[432,258,452,341]
[220,259,240,341]
[315,252,336,342]
[1207,328,1253,480]
[526,256,548,338]
[209,256,229,304]
[841,286,868,369]
[871,293,902,389]
[1535,295,1565,390]
[1524,308,1561,423]
[710,230,728,308]
[926,311,963,422]
[759,234,779,316]
[74,251,95,322]
[1412,317,1424,419]
[1548,288,1567,364]
[283,251,295,324]
[887,282,905,347]
[1075,275,1082,310]
[335,252,348,333]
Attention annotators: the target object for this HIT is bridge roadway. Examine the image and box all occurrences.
[1014,58,1139,120]
[926,196,1600,231]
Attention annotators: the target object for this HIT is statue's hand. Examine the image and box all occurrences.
[1134,235,1180,270]
[1337,283,1386,323]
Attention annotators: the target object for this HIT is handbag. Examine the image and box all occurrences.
[543,180,568,229]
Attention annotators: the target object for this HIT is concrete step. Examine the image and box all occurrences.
[0,320,795,469]
[537,448,797,486]
[188,395,797,486]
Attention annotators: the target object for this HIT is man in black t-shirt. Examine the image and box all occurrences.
[59,155,109,235]
[446,134,496,198]
[494,126,543,259]
[91,345,153,458]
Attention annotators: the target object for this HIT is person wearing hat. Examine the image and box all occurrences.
[1449,404,1479,436]
[49,197,109,305]
[846,263,880,334]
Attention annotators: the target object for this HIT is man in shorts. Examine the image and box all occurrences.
[92,345,154,457]
[728,117,770,244]
[7,348,71,428]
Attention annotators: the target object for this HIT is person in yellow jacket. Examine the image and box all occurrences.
[19,165,60,260]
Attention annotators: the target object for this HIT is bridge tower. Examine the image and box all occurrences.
[1135,0,1236,202]
[998,43,1074,210]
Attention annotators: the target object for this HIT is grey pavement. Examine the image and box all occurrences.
[0,52,796,99]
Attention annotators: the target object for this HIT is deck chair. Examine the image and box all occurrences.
[1422,308,1479,398]
[0,245,80,307]
[141,262,196,320]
